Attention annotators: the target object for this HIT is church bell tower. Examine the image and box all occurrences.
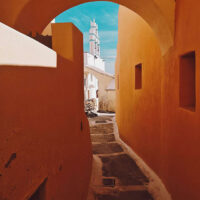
[89,19,100,57]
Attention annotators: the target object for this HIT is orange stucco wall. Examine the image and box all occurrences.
[52,23,83,62]
[162,0,200,199]
[116,2,200,200]
[1,0,200,199]
[0,24,92,200]
[116,5,162,179]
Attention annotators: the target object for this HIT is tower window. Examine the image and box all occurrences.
[179,51,196,111]
[135,63,142,89]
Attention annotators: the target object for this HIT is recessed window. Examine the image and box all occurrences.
[179,51,196,111]
[135,63,142,89]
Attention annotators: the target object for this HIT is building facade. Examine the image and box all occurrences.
[89,19,100,58]
[84,19,115,112]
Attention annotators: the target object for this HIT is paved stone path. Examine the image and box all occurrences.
[87,115,154,200]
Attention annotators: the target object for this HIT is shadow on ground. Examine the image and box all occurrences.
[87,115,153,200]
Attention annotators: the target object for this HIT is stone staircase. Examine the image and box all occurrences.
[87,115,153,200]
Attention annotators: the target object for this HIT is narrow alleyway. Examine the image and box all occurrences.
[87,115,154,200]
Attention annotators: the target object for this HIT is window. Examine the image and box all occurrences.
[179,51,196,111]
[135,63,142,89]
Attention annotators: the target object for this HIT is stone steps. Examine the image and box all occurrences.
[88,115,153,200]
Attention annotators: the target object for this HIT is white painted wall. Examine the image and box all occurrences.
[94,57,105,71]
[84,73,99,110]
[84,52,105,71]
[0,22,57,67]
[87,73,99,99]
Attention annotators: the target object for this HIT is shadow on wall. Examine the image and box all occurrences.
[28,32,52,49]
[0,23,92,200]
[116,3,200,200]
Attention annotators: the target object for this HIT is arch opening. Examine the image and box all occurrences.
[12,0,175,55]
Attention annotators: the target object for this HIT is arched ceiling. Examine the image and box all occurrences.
[0,0,175,54]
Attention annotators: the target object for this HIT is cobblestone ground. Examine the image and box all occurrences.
[87,115,154,200]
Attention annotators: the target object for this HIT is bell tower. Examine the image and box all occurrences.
[89,19,100,57]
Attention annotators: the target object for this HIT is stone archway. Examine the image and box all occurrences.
[0,0,175,55]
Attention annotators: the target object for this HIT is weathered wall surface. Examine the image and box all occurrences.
[116,6,162,179]
[161,0,200,199]
[1,0,200,199]
[0,24,92,200]
[116,2,200,200]
[105,90,116,112]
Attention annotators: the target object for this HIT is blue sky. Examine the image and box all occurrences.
[55,1,119,74]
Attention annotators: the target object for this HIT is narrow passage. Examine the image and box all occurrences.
[87,115,153,200]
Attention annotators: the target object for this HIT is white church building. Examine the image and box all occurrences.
[84,20,104,109]
[41,18,116,112]
[84,20,115,112]
[84,20,105,71]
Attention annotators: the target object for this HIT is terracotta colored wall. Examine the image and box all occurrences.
[116,6,162,176]
[28,33,52,48]
[52,23,82,62]
[161,0,200,199]
[1,0,200,199]
[116,2,200,199]
[42,22,53,36]
[0,24,92,200]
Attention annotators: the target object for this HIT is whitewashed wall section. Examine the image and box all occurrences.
[0,22,57,67]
